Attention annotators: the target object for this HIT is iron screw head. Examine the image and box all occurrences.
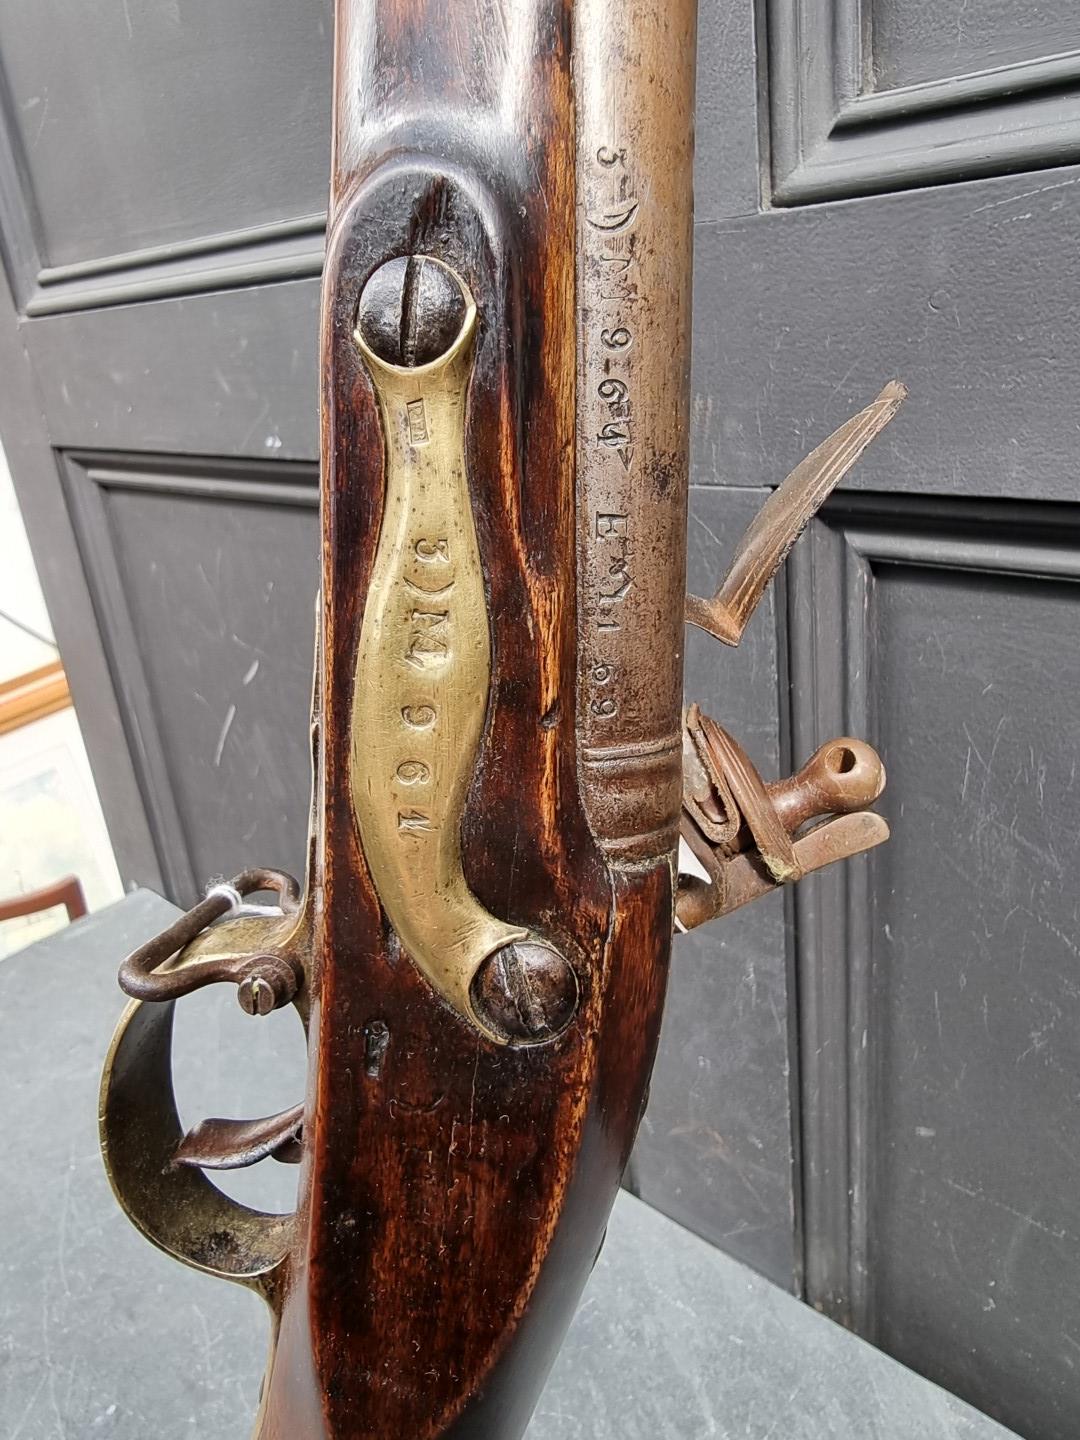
[356,255,467,368]
[471,941,579,1044]
[237,975,276,1016]
[236,955,299,1016]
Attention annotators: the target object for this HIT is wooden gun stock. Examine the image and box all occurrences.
[99,2,903,1435]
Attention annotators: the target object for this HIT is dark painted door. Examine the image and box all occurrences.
[1,4,1079,1437]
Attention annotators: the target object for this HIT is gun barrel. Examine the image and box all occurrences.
[577,0,697,861]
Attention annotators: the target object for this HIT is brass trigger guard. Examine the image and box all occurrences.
[118,867,304,1011]
[99,868,309,1289]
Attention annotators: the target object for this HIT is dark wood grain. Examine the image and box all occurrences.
[254,3,678,1436]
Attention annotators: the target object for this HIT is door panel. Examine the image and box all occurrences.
[785,495,1080,1437]
[770,0,1080,200]
[631,485,796,1290]
[23,282,323,451]
[62,453,319,903]
[872,554,1080,1440]
[869,0,1079,88]
[2,3,1079,1436]
[692,169,1080,506]
[0,1,332,290]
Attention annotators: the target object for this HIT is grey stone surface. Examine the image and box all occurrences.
[0,893,1018,1438]
[530,1196,1019,1440]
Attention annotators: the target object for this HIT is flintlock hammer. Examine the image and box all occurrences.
[99,0,904,1434]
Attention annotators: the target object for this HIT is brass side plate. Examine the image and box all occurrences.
[351,273,527,1036]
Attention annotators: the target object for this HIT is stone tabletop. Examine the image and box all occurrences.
[0,891,1018,1438]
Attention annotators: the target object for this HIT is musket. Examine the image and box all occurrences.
[99,0,903,1434]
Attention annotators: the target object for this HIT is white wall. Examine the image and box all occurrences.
[0,443,123,956]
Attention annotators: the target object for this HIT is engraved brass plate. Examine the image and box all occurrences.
[351,270,527,1036]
